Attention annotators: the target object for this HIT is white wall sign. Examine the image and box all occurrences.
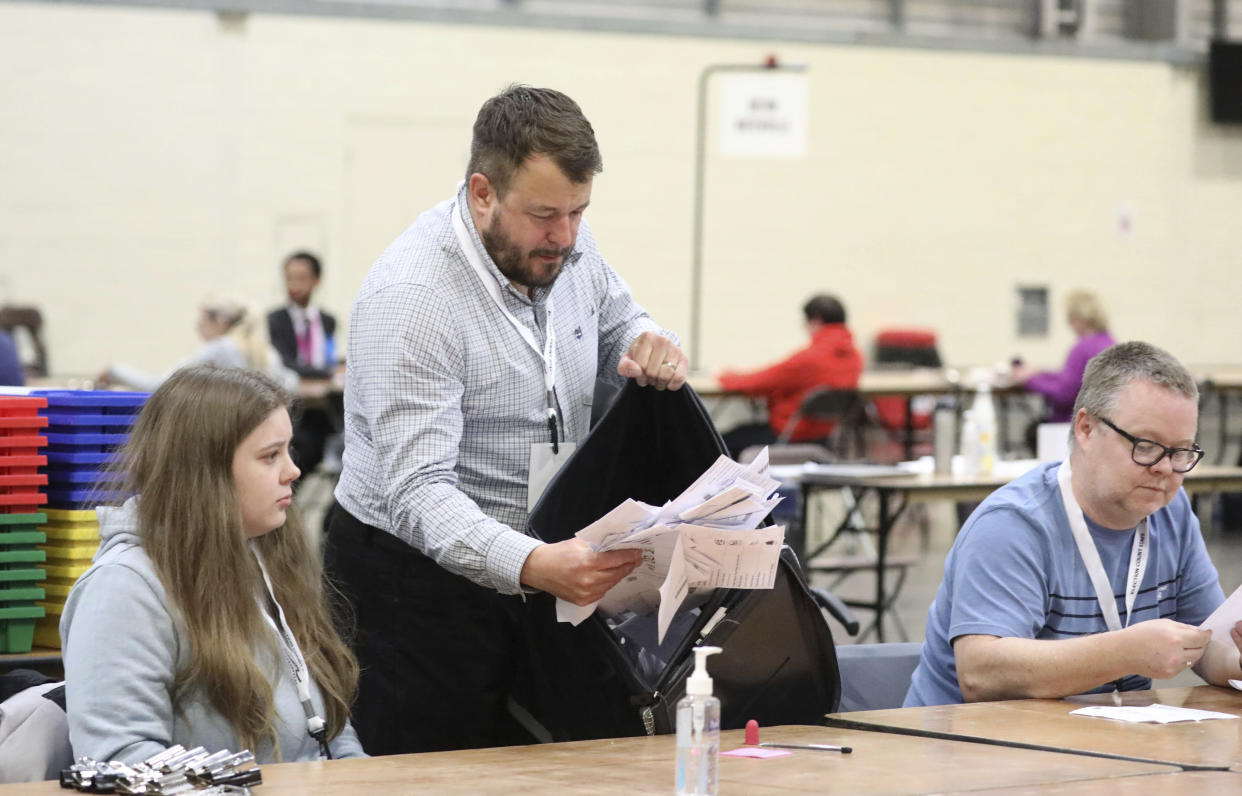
[718,72,807,159]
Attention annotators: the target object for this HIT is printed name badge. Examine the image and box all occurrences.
[528,441,577,512]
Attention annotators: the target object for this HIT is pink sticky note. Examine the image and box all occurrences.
[721,747,792,759]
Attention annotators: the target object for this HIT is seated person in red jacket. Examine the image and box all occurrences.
[716,294,864,458]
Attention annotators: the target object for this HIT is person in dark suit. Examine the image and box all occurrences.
[267,251,340,477]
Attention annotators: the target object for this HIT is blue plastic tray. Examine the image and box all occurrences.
[43,413,137,427]
[42,451,117,466]
[43,468,123,485]
[44,433,129,447]
[45,488,128,507]
[32,391,148,410]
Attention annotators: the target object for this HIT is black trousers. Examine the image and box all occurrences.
[323,504,532,754]
[290,407,335,477]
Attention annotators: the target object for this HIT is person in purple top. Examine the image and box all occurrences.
[1014,290,1116,423]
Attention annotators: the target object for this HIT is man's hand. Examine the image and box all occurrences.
[617,332,687,391]
[520,538,643,605]
[1122,619,1211,679]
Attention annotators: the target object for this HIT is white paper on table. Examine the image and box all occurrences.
[1199,582,1242,643]
[1070,704,1240,724]
[680,525,785,589]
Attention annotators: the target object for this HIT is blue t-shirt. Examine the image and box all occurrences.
[905,461,1224,707]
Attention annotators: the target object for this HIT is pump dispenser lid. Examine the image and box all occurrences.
[686,646,722,696]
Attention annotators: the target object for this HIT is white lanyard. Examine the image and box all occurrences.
[1057,459,1149,632]
[251,543,331,759]
[450,197,561,450]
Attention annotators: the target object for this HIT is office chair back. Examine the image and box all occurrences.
[777,387,867,458]
[0,305,49,378]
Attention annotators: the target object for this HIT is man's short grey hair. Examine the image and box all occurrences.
[1071,341,1198,421]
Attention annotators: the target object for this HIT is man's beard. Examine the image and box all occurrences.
[480,209,574,291]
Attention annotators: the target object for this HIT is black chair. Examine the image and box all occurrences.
[775,391,918,642]
[776,387,868,459]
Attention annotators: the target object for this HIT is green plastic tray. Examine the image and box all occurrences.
[0,512,47,526]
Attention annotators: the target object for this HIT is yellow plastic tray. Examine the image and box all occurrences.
[33,616,60,649]
[42,508,97,523]
[41,581,72,600]
[43,562,90,580]
[41,541,99,561]
[40,523,100,541]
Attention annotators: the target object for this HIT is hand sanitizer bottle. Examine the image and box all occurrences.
[676,646,722,796]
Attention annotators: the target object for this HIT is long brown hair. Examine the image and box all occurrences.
[114,364,357,756]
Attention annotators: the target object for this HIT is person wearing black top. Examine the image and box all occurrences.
[267,251,339,476]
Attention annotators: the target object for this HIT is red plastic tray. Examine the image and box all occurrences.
[0,397,47,419]
[0,493,48,513]
[0,455,45,476]
[0,474,47,494]
[0,435,47,452]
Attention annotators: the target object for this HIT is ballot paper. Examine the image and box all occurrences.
[1070,704,1239,724]
[1199,582,1242,643]
[556,448,786,642]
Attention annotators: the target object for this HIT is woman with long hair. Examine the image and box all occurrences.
[61,364,364,763]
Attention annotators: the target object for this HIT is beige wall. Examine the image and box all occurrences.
[2,2,1241,378]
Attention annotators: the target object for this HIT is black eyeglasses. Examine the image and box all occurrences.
[1096,416,1204,473]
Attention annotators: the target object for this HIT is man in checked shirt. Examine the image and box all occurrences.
[325,85,688,754]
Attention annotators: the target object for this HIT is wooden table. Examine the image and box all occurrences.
[827,685,1242,772]
[3,724,1192,794]
[0,647,62,670]
[793,463,1242,642]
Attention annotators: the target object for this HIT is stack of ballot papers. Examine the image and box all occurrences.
[556,448,786,643]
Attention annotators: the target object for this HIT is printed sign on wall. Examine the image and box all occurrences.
[718,73,807,158]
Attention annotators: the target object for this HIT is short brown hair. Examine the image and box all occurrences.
[466,84,603,196]
[1071,341,1198,421]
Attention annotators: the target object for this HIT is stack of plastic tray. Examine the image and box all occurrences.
[34,508,101,649]
[0,395,49,653]
[37,391,147,509]
[33,390,147,649]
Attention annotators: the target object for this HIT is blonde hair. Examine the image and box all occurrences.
[1066,290,1108,334]
[112,364,357,757]
[200,297,278,373]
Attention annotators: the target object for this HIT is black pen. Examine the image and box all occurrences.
[758,742,852,754]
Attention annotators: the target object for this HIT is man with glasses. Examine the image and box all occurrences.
[906,341,1242,706]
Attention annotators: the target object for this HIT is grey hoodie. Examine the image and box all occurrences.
[60,498,366,763]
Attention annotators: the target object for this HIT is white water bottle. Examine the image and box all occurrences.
[972,383,998,476]
[676,646,722,796]
[959,409,979,477]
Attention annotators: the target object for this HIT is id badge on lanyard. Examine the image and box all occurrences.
[1057,459,1149,633]
[450,196,576,510]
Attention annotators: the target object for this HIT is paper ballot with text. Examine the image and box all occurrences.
[555,448,786,642]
